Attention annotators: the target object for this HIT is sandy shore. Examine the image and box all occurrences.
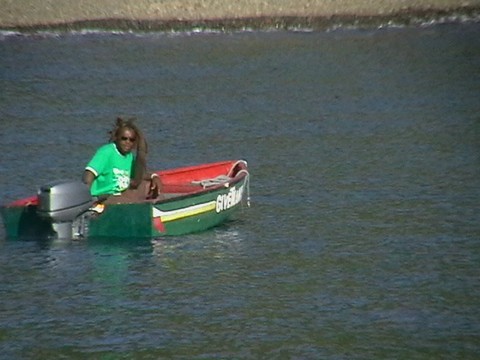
[1,0,479,29]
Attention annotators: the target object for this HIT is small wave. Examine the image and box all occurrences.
[0,30,22,40]
[0,29,63,40]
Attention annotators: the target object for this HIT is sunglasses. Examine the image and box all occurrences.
[120,136,136,142]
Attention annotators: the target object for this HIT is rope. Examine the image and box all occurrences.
[191,161,251,207]
[227,159,249,177]
[236,169,251,207]
[232,161,250,207]
[192,175,231,188]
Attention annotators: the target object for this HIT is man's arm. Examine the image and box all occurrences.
[82,170,95,188]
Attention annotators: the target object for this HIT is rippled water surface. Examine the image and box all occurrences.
[1,23,479,358]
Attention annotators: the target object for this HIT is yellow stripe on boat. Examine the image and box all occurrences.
[152,201,216,223]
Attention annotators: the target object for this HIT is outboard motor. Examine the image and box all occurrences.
[37,180,94,239]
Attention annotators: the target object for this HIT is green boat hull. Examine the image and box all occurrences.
[1,204,53,240]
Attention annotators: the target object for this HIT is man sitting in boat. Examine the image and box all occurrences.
[82,117,161,203]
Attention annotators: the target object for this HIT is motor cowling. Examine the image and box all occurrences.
[37,180,93,223]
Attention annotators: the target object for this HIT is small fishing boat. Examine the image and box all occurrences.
[1,160,250,240]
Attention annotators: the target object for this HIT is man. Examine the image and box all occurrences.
[83,117,161,203]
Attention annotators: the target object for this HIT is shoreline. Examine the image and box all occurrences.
[1,1,479,32]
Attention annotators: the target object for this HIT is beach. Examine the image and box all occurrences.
[1,0,479,29]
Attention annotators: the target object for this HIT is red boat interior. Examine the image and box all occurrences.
[158,160,248,194]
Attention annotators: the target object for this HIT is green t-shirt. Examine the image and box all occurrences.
[85,143,135,196]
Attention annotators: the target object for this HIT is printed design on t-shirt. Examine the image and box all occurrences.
[113,167,130,192]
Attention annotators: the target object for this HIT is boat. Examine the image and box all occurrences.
[1,160,250,240]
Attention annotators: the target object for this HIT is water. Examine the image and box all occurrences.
[1,22,480,358]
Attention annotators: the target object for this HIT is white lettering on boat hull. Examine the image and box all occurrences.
[215,185,244,213]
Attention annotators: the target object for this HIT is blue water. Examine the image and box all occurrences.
[1,21,479,358]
